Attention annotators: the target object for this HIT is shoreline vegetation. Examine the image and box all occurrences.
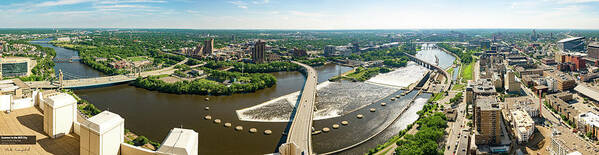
[130,68,277,95]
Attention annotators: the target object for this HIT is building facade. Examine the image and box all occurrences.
[252,40,266,63]
[558,37,585,52]
[202,38,214,56]
[577,112,599,141]
[588,42,599,59]
[474,96,502,145]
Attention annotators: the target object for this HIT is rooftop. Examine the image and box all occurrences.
[579,112,599,128]
[469,79,497,94]
[0,107,79,154]
[476,96,500,111]
[558,37,585,43]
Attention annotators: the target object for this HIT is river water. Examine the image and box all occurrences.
[34,39,455,154]
[29,38,105,80]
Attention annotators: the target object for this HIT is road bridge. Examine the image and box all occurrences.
[25,58,191,89]
[279,61,317,155]
[404,54,451,91]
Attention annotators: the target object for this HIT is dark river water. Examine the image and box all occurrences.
[34,39,454,154]
[30,38,105,80]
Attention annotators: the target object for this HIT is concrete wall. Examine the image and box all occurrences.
[120,143,156,155]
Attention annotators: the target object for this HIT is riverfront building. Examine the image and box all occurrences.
[1,57,35,78]
[252,40,266,63]
[558,37,586,52]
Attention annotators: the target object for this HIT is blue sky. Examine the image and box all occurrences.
[1,0,599,29]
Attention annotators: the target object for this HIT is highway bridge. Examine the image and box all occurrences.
[279,61,317,155]
[26,58,192,89]
[403,54,451,91]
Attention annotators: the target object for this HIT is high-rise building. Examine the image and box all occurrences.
[202,38,214,56]
[558,37,585,52]
[531,29,537,41]
[252,40,266,63]
[292,48,307,57]
[474,96,502,145]
[191,43,203,56]
[231,35,236,41]
[481,41,491,50]
[324,45,336,56]
[352,42,360,52]
[505,70,520,93]
[588,42,599,59]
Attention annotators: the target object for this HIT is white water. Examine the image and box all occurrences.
[236,63,430,122]
[366,62,429,88]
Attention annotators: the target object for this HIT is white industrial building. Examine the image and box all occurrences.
[157,128,199,155]
[43,93,77,138]
[80,111,125,155]
[510,109,535,143]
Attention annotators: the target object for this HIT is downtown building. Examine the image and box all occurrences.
[558,37,586,52]
[473,96,502,145]
[577,112,599,141]
[252,40,266,63]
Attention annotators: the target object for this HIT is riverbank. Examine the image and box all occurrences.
[130,68,277,95]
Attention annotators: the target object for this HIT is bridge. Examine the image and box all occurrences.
[53,56,81,63]
[403,54,451,91]
[400,41,468,45]
[279,61,317,155]
[25,58,191,89]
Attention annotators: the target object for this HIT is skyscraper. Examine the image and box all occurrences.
[531,29,537,41]
[202,38,214,56]
[252,40,266,63]
[324,45,336,56]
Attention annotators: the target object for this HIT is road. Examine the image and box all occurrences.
[444,97,469,155]
[280,61,318,155]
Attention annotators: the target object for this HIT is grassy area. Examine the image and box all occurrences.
[429,91,446,103]
[452,84,466,91]
[460,61,475,82]
[334,67,391,82]
[127,56,150,62]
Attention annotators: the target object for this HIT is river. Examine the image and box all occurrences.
[32,39,455,154]
[30,38,106,80]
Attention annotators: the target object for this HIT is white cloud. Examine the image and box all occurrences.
[558,0,599,3]
[97,0,167,4]
[36,0,95,7]
[229,1,248,9]
[252,0,270,4]
[94,4,151,9]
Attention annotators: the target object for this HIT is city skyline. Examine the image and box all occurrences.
[1,0,599,29]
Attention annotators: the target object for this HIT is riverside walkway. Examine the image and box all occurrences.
[26,58,191,89]
[279,61,318,155]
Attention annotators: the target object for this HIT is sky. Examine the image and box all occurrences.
[1,0,599,29]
